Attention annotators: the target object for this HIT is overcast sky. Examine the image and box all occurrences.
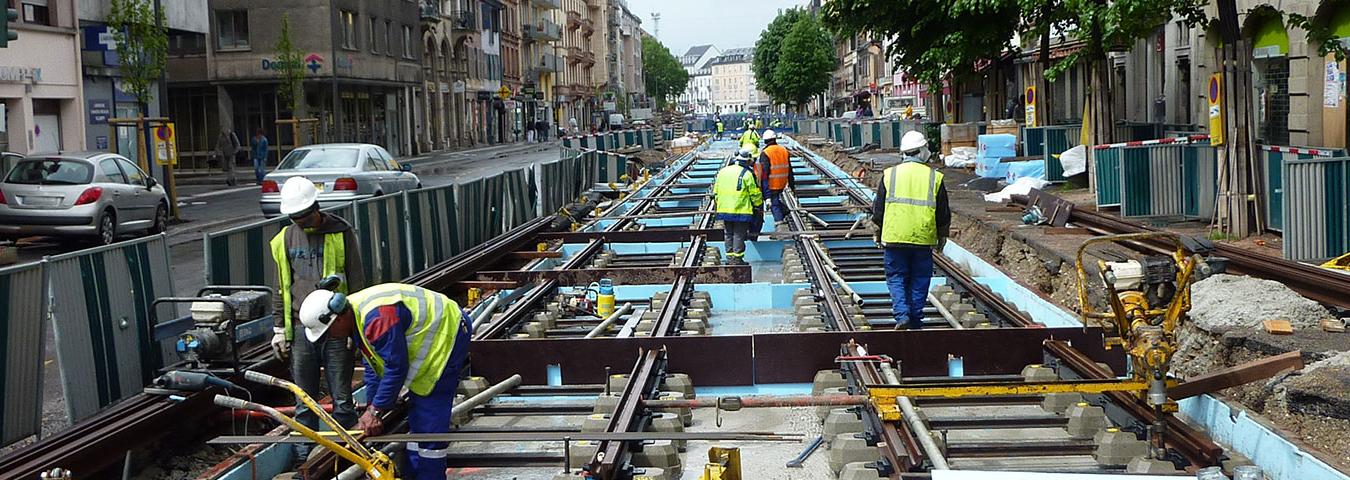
[624,0,807,57]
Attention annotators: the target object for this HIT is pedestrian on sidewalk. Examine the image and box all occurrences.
[714,149,763,266]
[216,127,241,186]
[250,129,269,183]
[757,130,794,228]
[268,177,367,462]
[871,131,949,330]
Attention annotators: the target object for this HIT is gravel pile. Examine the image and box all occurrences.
[1189,274,1330,331]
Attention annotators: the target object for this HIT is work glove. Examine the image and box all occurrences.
[872,233,883,248]
[935,237,948,252]
[270,327,290,361]
[357,407,385,436]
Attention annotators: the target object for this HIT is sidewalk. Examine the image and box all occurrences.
[176,140,561,186]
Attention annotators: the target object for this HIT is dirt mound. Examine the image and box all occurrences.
[1190,274,1331,331]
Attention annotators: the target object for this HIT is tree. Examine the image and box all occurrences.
[753,8,808,103]
[772,15,835,110]
[106,0,167,111]
[642,37,689,109]
[274,13,306,115]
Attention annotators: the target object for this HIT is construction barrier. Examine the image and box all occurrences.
[1023,125,1083,182]
[1282,156,1350,262]
[537,149,635,217]
[352,194,413,285]
[45,235,176,424]
[406,184,463,273]
[0,261,46,445]
[1258,144,1348,232]
[561,128,655,152]
[1094,137,1217,219]
[202,203,354,291]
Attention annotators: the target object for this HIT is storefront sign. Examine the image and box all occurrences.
[0,66,42,83]
[95,136,109,150]
[88,100,111,124]
[453,80,466,93]
[261,54,324,73]
[1208,73,1224,146]
[1024,86,1037,127]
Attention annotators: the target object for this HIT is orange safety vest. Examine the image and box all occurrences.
[763,144,791,191]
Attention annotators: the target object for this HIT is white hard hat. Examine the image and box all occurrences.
[900,130,927,153]
[737,147,754,159]
[279,177,319,216]
[298,289,348,342]
[763,130,777,141]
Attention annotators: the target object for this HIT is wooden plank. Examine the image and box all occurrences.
[510,251,563,259]
[1262,319,1293,335]
[1320,319,1346,333]
[1168,351,1304,400]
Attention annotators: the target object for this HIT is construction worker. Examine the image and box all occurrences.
[714,149,763,265]
[870,131,950,330]
[715,119,725,140]
[757,130,795,227]
[738,128,761,157]
[268,177,365,460]
[298,282,472,480]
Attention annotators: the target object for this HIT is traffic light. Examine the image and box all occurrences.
[0,8,17,48]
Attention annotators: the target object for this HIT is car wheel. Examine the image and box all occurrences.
[96,211,117,245]
[149,203,168,234]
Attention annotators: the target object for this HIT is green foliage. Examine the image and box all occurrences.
[642,37,689,109]
[773,14,835,108]
[106,0,167,109]
[274,14,306,113]
[753,8,807,103]
[1286,12,1350,62]
[1032,0,1208,81]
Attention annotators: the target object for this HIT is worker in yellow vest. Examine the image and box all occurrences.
[714,149,764,265]
[299,282,472,480]
[739,128,761,157]
[870,131,950,330]
[268,177,365,461]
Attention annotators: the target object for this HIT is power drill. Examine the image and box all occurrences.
[152,370,244,392]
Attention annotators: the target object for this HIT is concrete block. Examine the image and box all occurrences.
[567,440,601,468]
[839,462,886,480]
[686,308,709,320]
[817,387,849,420]
[607,374,630,392]
[631,440,681,476]
[641,310,660,321]
[804,326,828,332]
[653,291,670,301]
[689,298,711,310]
[793,296,817,307]
[581,413,610,432]
[594,394,621,414]
[1221,452,1256,476]
[662,373,695,399]
[1041,392,1085,415]
[655,391,693,426]
[457,376,489,398]
[451,394,471,425]
[636,320,655,333]
[828,434,879,475]
[691,290,712,306]
[1021,365,1058,383]
[959,312,988,328]
[630,467,669,480]
[1065,403,1110,439]
[1093,428,1149,466]
[797,315,826,329]
[824,408,864,438]
[523,322,548,338]
[795,304,821,316]
[647,412,685,451]
[683,319,709,334]
[650,299,665,310]
[812,370,847,395]
[947,303,976,316]
[1125,457,1182,474]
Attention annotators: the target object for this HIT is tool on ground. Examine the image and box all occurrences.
[699,446,742,480]
[785,435,824,468]
[148,370,243,394]
[596,278,616,317]
[214,370,396,479]
[152,286,275,373]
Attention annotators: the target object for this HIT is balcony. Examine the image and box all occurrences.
[580,51,595,66]
[580,18,594,36]
[419,0,440,21]
[567,46,583,64]
[566,11,581,30]
[534,52,560,73]
[531,0,561,10]
[584,0,599,8]
[523,18,561,42]
[449,10,477,31]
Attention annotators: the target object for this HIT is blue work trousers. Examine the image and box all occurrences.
[765,190,788,223]
[252,156,266,183]
[404,322,472,480]
[883,246,934,329]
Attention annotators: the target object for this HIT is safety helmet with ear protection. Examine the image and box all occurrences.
[298,290,349,342]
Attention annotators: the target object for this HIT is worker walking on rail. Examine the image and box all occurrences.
[739,128,761,157]
[268,177,366,461]
[715,119,725,140]
[299,282,472,480]
[871,131,950,330]
[715,149,764,265]
[757,130,795,229]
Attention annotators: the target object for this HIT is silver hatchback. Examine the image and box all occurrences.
[258,144,420,217]
[0,152,169,244]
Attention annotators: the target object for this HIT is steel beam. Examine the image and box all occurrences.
[475,264,751,286]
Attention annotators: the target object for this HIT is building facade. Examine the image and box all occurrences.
[1,0,84,156]
[708,47,766,114]
[522,0,561,138]
[677,44,719,114]
[557,0,598,132]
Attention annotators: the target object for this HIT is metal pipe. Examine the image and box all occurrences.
[878,364,950,470]
[452,374,523,418]
[471,295,503,332]
[928,293,964,329]
[585,303,634,338]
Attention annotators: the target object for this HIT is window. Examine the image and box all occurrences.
[216,10,250,49]
[19,0,49,25]
[116,158,147,186]
[384,20,393,57]
[402,25,413,59]
[169,32,206,56]
[365,151,386,171]
[368,16,378,53]
[340,10,357,50]
[98,159,128,184]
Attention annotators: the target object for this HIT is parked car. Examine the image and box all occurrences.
[0,152,169,244]
[259,144,420,217]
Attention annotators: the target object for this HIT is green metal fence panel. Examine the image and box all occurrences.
[45,235,176,423]
[1121,145,1190,218]
[1094,148,1122,207]
[1260,145,1347,232]
[1043,125,1083,182]
[849,123,862,147]
[1282,157,1350,262]
[0,261,46,446]
[353,194,412,284]
[406,184,460,273]
[1024,127,1046,157]
[1182,145,1218,219]
[203,205,353,288]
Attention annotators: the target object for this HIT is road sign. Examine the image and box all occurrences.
[497,86,512,100]
[1208,73,1224,146]
[1024,86,1037,127]
[153,123,178,166]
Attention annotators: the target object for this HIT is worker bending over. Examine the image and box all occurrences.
[757,130,795,228]
[269,177,365,461]
[714,149,764,265]
[299,282,472,480]
[870,131,950,330]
